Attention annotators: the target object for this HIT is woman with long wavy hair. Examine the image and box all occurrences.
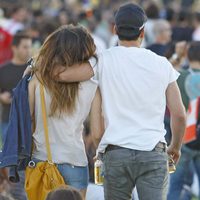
[28,25,103,199]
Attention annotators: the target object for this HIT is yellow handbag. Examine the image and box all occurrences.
[25,84,66,200]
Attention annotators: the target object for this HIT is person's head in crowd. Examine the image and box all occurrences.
[83,16,97,33]
[11,33,32,64]
[45,186,82,200]
[10,5,27,23]
[33,10,44,24]
[27,22,41,40]
[40,20,59,42]
[145,2,159,19]
[34,25,96,117]
[177,10,191,25]
[114,3,147,45]
[93,8,102,24]
[58,9,70,25]
[164,7,175,24]
[188,41,200,64]
[153,19,172,44]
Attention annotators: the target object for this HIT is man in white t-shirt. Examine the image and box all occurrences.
[25,3,186,200]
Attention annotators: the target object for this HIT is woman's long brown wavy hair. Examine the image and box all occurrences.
[34,25,96,117]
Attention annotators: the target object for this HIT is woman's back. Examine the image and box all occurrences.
[32,78,98,166]
[27,25,102,197]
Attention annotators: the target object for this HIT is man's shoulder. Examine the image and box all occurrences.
[144,49,170,64]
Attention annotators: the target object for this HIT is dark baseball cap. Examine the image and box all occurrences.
[115,3,147,39]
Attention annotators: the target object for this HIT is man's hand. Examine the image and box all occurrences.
[52,65,67,81]
[0,92,12,104]
[167,145,181,165]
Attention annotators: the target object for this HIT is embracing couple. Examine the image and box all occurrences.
[25,3,186,200]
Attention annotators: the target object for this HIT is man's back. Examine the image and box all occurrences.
[97,46,179,151]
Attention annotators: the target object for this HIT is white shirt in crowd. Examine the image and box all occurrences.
[1,19,24,35]
[90,46,179,153]
[192,26,200,41]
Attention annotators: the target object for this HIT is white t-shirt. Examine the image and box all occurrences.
[90,46,179,152]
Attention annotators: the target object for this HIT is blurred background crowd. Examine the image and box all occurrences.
[1,0,200,200]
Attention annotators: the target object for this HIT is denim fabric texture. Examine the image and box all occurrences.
[31,158,89,190]
[103,144,168,200]
[1,122,8,145]
[167,145,200,200]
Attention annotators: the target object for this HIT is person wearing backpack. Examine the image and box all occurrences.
[168,41,200,200]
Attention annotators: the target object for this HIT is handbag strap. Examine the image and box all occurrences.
[40,83,53,163]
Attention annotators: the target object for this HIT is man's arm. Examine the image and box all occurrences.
[90,88,104,148]
[55,62,94,82]
[166,81,186,164]
[23,62,94,82]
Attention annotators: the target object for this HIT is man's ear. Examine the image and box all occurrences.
[139,28,145,39]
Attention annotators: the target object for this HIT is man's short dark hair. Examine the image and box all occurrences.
[116,28,144,41]
[188,42,200,62]
[12,33,31,47]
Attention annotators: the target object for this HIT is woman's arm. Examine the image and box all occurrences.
[28,76,37,133]
[90,88,104,148]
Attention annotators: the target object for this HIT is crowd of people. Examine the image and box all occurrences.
[0,0,200,200]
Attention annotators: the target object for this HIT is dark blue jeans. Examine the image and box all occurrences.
[103,144,168,200]
[167,145,200,200]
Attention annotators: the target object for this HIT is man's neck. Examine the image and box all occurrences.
[11,57,26,65]
[190,61,200,70]
[118,40,141,48]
